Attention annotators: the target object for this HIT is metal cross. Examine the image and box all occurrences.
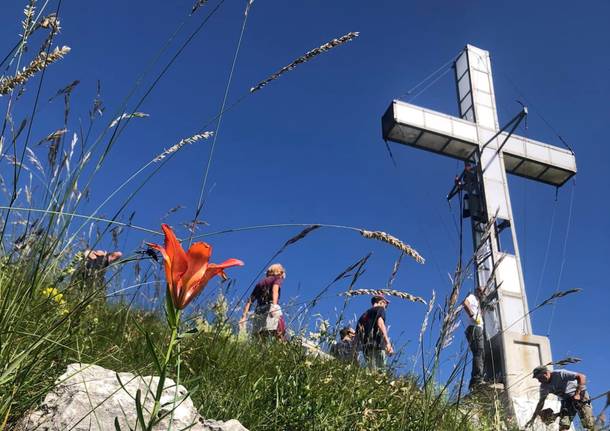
[381,44,576,424]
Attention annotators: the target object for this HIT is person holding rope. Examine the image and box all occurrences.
[240,263,287,341]
[446,161,485,222]
[356,294,393,371]
[526,365,595,430]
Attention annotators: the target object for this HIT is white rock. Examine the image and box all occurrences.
[17,363,248,431]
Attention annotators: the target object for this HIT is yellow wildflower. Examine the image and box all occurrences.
[42,286,63,301]
[42,286,68,315]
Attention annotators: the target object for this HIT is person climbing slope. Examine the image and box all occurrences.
[240,263,287,340]
[356,294,393,371]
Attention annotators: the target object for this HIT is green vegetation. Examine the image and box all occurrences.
[0,259,504,430]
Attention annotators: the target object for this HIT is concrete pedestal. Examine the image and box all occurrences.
[491,332,572,430]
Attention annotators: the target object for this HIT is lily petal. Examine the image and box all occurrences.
[161,224,188,300]
[200,258,245,286]
[179,242,212,305]
[180,259,244,309]
[146,242,174,294]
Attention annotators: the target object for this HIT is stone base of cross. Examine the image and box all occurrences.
[381,44,576,427]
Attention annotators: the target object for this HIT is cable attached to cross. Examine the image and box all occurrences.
[396,51,461,102]
[501,68,576,156]
[546,179,576,336]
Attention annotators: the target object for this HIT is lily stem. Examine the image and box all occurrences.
[147,309,180,431]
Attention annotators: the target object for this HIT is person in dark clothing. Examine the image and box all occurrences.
[446,161,484,222]
[526,366,595,430]
[330,326,357,363]
[240,263,286,340]
[356,295,393,371]
[462,286,485,390]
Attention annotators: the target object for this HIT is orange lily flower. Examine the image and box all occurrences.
[147,224,244,310]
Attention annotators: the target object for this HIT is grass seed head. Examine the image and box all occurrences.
[418,290,436,345]
[109,112,149,128]
[21,1,36,35]
[360,229,425,264]
[250,31,359,93]
[191,0,208,14]
[36,14,61,33]
[343,288,426,305]
[547,356,581,367]
[153,132,214,162]
[539,288,582,308]
[386,252,404,289]
[0,46,71,96]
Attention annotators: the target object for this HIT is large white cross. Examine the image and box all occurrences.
[382,44,576,424]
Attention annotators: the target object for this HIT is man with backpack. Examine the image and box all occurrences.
[356,295,393,371]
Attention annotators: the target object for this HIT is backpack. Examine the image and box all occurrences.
[356,310,372,350]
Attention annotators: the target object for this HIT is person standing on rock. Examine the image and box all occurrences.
[461,286,486,390]
[240,263,287,341]
[526,366,595,430]
[356,295,393,371]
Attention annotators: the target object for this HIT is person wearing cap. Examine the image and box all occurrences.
[356,295,393,371]
[240,263,287,341]
[330,326,357,363]
[526,365,594,430]
[461,286,486,390]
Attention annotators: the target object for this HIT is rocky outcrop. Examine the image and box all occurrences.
[17,363,248,431]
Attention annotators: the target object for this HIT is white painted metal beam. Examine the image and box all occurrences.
[382,100,576,186]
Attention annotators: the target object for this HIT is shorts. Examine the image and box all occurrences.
[251,304,285,335]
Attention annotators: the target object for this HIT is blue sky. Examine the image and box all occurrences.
[1,0,609,415]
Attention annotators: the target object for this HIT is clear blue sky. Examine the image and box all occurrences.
[1,0,609,414]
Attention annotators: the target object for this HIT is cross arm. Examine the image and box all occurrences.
[381,100,577,186]
[382,99,479,161]
[499,133,576,186]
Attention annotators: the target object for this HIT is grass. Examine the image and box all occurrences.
[0,234,508,430]
[0,268,503,431]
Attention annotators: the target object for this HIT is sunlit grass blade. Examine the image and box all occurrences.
[135,389,147,430]
[134,319,163,376]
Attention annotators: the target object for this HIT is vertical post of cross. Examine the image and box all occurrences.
[454,45,555,425]
[454,44,533,341]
